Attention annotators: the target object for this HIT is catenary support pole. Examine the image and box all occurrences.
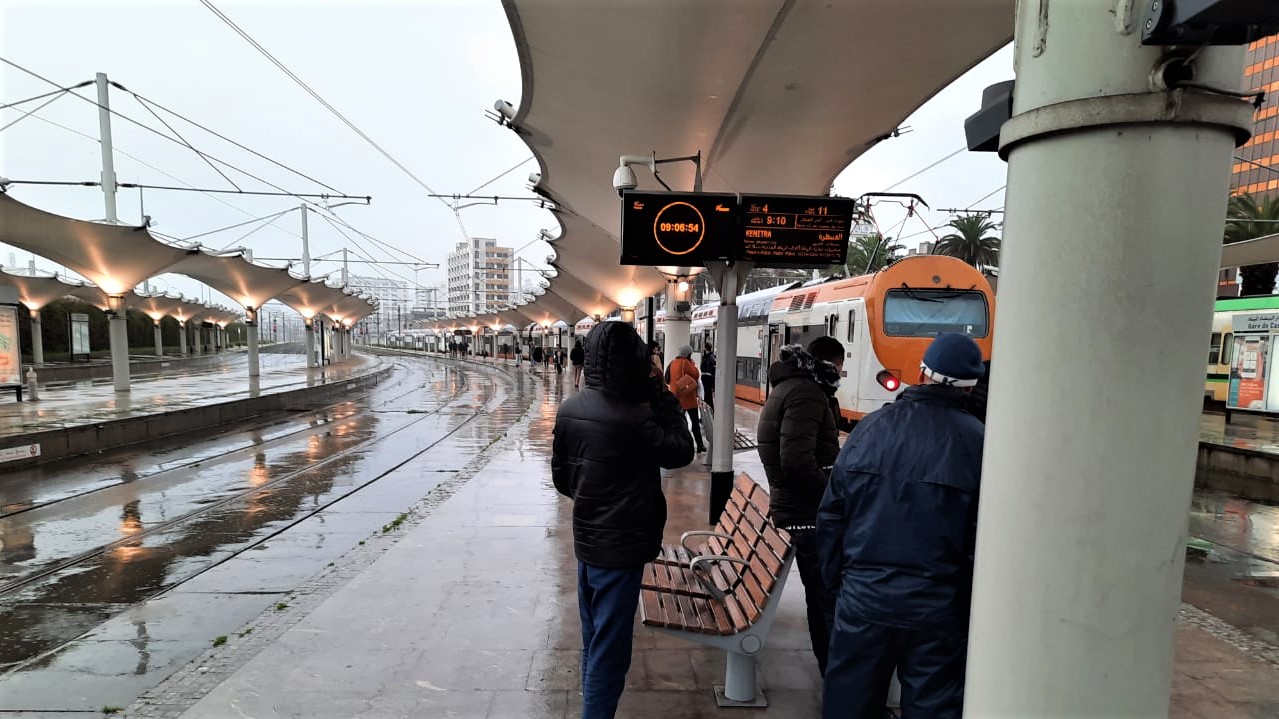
[30,309,44,366]
[965,4,1253,716]
[97,73,131,392]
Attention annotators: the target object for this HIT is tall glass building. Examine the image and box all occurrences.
[1231,37,1279,199]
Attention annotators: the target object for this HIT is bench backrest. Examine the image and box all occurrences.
[701,474,793,630]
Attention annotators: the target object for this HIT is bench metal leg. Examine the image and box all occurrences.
[715,651,767,707]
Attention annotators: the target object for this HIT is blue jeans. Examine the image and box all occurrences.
[577,562,644,719]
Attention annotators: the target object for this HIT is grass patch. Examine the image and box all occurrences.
[381,512,410,534]
[239,628,254,638]
[102,707,123,715]
[275,602,288,611]
[212,635,227,647]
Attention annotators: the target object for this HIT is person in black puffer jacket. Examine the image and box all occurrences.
[552,320,694,719]
[756,336,844,676]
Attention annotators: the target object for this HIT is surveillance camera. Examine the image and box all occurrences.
[493,99,516,121]
[613,164,638,197]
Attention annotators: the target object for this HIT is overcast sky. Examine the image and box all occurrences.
[1,0,1013,310]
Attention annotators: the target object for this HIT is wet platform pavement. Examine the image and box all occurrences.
[0,350,382,439]
[106,357,1278,719]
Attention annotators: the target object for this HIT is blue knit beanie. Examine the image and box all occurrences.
[920,333,985,388]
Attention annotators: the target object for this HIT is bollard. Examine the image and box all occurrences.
[25,365,38,402]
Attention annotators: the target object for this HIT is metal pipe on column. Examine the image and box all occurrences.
[305,318,317,368]
[707,262,749,525]
[964,4,1254,715]
[107,296,129,392]
[662,279,692,365]
[246,309,260,378]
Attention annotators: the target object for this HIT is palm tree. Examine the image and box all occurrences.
[1224,193,1279,296]
[936,213,1001,268]
[843,233,903,276]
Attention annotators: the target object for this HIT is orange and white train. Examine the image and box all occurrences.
[691,254,995,424]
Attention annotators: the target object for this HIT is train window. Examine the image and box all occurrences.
[847,310,856,343]
[1223,333,1234,365]
[883,289,989,337]
[1208,332,1222,365]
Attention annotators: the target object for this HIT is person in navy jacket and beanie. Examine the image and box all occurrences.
[552,320,694,719]
[817,333,986,719]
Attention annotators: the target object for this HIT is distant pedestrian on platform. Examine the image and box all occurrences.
[756,337,844,677]
[699,348,716,410]
[647,340,664,380]
[571,339,586,388]
[553,321,694,719]
[532,345,544,373]
[817,333,986,719]
[666,345,706,454]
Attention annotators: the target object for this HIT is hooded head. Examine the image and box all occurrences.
[677,345,694,359]
[584,320,651,401]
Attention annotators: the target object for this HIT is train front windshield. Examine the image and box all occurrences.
[883,289,989,337]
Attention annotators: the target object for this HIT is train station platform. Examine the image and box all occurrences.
[0,350,387,468]
[128,363,1279,719]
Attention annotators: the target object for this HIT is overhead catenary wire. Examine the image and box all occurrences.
[197,1,460,222]
[0,57,360,209]
[131,92,242,191]
[467,157,534,195]
[883,146,967,191]
[0,86,73,134]
[0,80,92,110]
[4,105,304,240]
[1235,155,1279,176]
[124,87,346,195]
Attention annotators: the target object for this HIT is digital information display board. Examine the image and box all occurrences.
[619,192,736,266]
[620,191,858,268]
[739,194,859,267]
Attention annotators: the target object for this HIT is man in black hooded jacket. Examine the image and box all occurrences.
[552,320,694,719]
[756,336,844,676]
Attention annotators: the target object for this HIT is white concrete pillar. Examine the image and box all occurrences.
[192,324,203,356]
[662,280,692,368]
[965,5,1252,716]
[305,319,317,368]
[107,298,129,393]
[178,321,188,357]
[246,321,260,378]
[29,309,44,367]
[153,321,163,357]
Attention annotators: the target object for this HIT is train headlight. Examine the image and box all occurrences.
[876,370,901,392]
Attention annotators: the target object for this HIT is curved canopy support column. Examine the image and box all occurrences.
[29,309,44,367]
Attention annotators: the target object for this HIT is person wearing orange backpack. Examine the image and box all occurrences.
[666,345,706,454]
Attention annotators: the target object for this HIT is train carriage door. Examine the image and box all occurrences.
[765,322,788,398]
[842,303,863,413]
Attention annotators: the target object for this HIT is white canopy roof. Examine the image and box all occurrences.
[478,0,1012,324]
[277,280,352,320]
[132,292,186,321]
[169,251,306,311]
[0,192,193,295]
[0,268,85,310]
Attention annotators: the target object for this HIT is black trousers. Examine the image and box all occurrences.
[686,408,705,450]
[789,529,836,676]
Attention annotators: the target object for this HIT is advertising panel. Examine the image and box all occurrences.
[0,305,19,385]
[70,313,90,358]
[1228,334,1269,410]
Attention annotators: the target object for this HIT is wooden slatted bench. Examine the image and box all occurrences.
[639,473,794,707]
